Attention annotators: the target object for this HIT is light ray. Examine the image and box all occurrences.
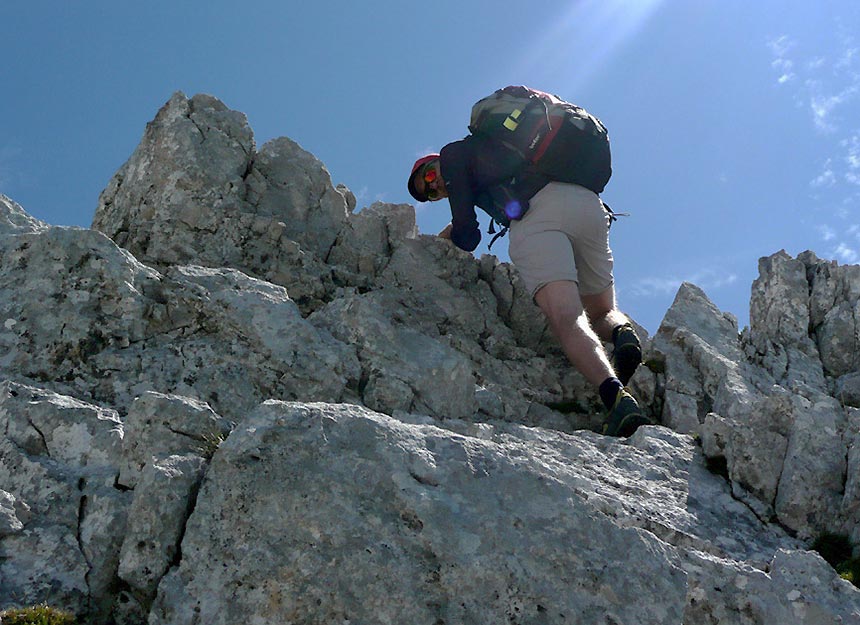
[511,0,666,95]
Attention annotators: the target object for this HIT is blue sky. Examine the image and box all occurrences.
[2,1,859,334]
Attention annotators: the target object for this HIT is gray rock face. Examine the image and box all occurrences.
[149,402,857,625]
[653,249,860,545]
[0,224,358,420]
[0,194,47,236]
[92,92,351,312]
[1,94,859,623]
[0,382,128,621]
[118,454,208,603]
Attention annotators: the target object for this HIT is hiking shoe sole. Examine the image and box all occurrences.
[606,413,652,438]
[603,389,652,437]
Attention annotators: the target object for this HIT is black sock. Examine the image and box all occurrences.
[599,377,624,411]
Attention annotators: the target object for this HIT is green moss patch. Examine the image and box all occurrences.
[0,604,76,625]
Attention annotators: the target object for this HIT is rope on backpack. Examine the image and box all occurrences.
[602,201,629,230]
[487,219,508,251]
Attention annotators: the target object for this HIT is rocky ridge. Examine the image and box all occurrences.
[0,93,858,624]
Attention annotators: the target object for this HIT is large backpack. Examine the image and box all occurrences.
[469,86,612,194]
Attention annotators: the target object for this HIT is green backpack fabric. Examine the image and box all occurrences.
[469,86,612,194]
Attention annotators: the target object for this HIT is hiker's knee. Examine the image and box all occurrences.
[582,285,616,314]
[582,286,618,322]
[535,280,586,328]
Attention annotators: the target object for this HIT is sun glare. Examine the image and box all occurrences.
[513,0,666,93]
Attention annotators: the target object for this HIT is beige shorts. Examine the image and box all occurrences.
[509,182,614,298]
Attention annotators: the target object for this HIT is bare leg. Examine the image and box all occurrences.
[534,280,616,387]
[581,285,632,342]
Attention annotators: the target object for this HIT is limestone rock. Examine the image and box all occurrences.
[311,294,477,419]
[656,252,860,542]
[118,454,208,603]
[845,419,860,545]
[801,250,860,378]
[652,282,761,433]
[327,201,417,282]
[0,223,358,421]
[92,92,257,265]
[92,92,352,312]
[837,372,860,407]
[0,194,48,236]
[2,91,860,622]
[0,382,128,619]
[118,392,228,488]
[245,136,350,258]
[149,402,859,625]
[749,250,827,390]
[0,490,29,535]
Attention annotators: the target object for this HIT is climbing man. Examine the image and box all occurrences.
[407,86,650,437]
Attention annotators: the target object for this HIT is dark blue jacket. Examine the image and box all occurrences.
[439,134,549,252]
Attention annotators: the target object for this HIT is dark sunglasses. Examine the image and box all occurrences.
[421,164,441,201]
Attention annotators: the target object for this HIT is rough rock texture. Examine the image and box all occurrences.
[0,93,859,623]
[0,381,129,622]
[92,93,351,312]
[653,250,860,545]
[148,401,860,625]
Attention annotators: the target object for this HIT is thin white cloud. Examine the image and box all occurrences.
[811,163,837,188]
[768,35,795,59]
[834,242,860,264]
[835,203,854,220]
[818,224,837,241]
[769,20,860,261]
[772,58,795,84]
[836,44,859,70]
[769,28,860,133]
[347,186,371,210]
[846,134,860,170]
[809,85,859,132]
[629,267,738,298]
[806,56,827,71]
[769,37,796,85]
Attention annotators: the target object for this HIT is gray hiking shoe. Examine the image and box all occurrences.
[603,388,651,437]
[612,323,642,386]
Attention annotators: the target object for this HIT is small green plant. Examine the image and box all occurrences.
[811,532,860,589]
[0,604,76,625]
[197,429,228,459]
[643,357,666,374]
[838,560,859,585]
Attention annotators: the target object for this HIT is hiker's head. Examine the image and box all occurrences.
[408,154,447,202]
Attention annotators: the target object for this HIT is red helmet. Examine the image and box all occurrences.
[407,153,440,202]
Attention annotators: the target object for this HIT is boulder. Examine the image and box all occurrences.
[148,401,858,625]
[0,194,48,236]
[0,223,358,421]
[0,382,128,620]
[655,251,860,542]
[118,454,208,603]
[92,92,352,312]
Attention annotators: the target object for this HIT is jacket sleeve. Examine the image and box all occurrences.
[439,140,481,252]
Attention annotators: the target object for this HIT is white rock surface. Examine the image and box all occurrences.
[148,402,857,625]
